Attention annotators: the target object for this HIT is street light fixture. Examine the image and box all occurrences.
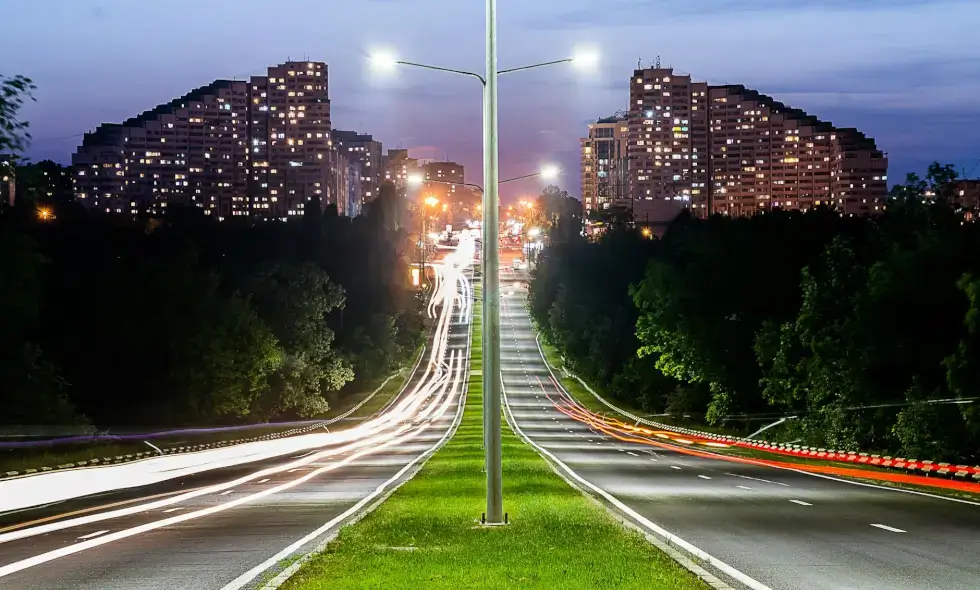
[406,163,561,192]
[373,8,593,524]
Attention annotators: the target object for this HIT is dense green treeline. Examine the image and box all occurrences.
[0,184,424,429]
[531,171,980,463]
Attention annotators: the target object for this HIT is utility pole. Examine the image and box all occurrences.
[482,0,504,525]
[420,211,427,288]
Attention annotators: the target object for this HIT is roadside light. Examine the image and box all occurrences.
[641,227,653,238]
[408,174,424,187]
[528,227,541,238]
[369,52,398,72]
[539,165,560,181]
[424,196,439,207]
[572,50,600,71]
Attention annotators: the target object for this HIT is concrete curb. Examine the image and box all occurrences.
[257,267,475,590]
[501,383,742,590]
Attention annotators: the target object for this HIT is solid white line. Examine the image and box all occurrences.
[671,466,682,470]
[789,499,812,506]
[502,386,772,590]
[222,342,470,589]
[219,490,235,496]
[736,485,752,490]
[162,507,184,513]
[870,523,906,533]
[698,475,712,480]
[258,479,270,484]
[724,472,790,487]
[292,451,316,459]
[781,469,980,507]
[76,530,109,540]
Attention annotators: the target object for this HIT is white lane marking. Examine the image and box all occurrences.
[671,466,682,470]
[649,458,658,463]
[258,479,270,484]
[789,499,812,506]
[287,468,300,473]
[698,475,712,480]
[76,530,109,540]
[736,485,752,490]
[627,452,639,457]
[162,507,184,513]
[870,523,906,533]
[219,490,235,496]
[292,451,316,459]
[218,359,468,590]
[724,472,790,487]
[780,469,980,507]
[502,385,772,590]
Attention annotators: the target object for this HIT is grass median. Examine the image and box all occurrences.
[281,287,707,590]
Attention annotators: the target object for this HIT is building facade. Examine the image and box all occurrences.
[73,61,343,220]
[580,115,630,216]
[331,130,383,206]
[383,148,419,196]
[625,67,888,225]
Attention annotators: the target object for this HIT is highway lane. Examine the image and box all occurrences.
[499,251,980,590]
[0,240,475,590]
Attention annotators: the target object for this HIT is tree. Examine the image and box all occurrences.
[244,262,354,417]
[0,74,35,156]
[0,229,81,426]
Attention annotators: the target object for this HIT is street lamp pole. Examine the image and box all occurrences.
[371,28,594,527]
[482,0,504,525]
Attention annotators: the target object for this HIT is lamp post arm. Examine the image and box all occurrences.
[396,61,486,85]
[498,58,573,76]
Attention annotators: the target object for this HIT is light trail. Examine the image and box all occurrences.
[0,236,476,545]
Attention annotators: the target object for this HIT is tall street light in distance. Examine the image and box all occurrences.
[419,195,440,288]
[370,16,597,525]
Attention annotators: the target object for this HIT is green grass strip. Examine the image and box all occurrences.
[281,286,707,590]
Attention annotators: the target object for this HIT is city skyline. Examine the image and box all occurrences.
[5,0,980,202]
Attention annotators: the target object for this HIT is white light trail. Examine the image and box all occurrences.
[0,238,476,571]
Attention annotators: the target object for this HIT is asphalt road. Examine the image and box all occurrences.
[0,243,475,590]
[498,251,980,590]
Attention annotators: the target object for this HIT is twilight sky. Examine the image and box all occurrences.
[4,0,980,201]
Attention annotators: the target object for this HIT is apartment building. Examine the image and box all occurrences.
[74,61,342,220]
[383,148,419,196]
[628,68,709,224]
[625,67,887,224]
[580,115,630,216]
[331,130,383,205]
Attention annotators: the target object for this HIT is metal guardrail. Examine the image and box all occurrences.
[535,333,980,484]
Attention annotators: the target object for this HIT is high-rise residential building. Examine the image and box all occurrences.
[626,67,887,225]
[331,130,383,205]
[383,148,419,196]
[580,115,630,216]
[73,61,336,220]
[421,160,464,192]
